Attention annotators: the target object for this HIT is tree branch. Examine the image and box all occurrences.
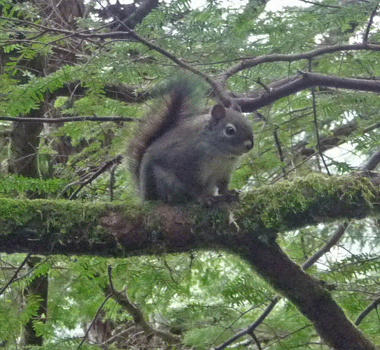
[355,296,380,326]
[216,221,350,350]
[363,4,379,43]
[220,43,380,83]
[214,296,280,350]
[0,116,136,123]
[236,72,380,112]
[359,147,380,172]
[0,253,31,296]
[63,155,123,200]
[103,277,180,344]
[1,173,378,256]
[301,222,349,270]
[0,173,378,350]
[236,235,375,350]
[293,120,358,157]
[78,293,113,349]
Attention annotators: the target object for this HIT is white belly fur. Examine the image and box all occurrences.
[199,155,238,195]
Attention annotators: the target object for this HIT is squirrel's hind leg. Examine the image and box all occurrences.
[150,164,192,203]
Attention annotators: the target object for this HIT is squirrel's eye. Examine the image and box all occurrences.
[225,124,236,136]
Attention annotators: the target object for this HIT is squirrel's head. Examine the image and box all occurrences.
[206,104,253,156]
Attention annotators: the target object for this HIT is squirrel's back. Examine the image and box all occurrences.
[129,81,201,185]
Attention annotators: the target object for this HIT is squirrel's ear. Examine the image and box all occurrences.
[211,104,226,124]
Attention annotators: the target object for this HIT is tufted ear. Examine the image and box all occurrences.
[210,104,226,125]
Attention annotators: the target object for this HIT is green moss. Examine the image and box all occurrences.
[0,198,120,241]
[240,173,378,231]
[0,173,378,247]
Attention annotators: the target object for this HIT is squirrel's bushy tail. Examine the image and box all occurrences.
[128,77,206,184]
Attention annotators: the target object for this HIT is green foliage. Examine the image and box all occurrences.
[1,0,380,349]
[0,175,66,196]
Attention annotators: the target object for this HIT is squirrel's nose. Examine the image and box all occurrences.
[244,140,253,151]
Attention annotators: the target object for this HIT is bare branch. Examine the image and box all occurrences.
[220,43,380,83]
[363,4,379,43]
[213,296,280,350]
[0,116,137,123]
[359,147,380,171]
[62,155,123,199]
[302,222,349,270]
[78,293,113,349]
[248,331,262,350]
[236,72,380,112]
[215,220,348,350]
[103,276,180,345]
[214,219,350,349]
[355,296,380,326]
[0,253,31,296]
[309,61,331,175]
[299,0,341,8]
[293,120,358,157]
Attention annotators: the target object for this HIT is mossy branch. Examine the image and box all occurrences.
[0,173,378,350]
[0,173,378,257]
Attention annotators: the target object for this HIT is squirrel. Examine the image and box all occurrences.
[128,81,253,204]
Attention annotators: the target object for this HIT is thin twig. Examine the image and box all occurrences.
[109,163,118,202]
[270,143,321,184]
[273,127,285,175]
[0,115,136,123]
[248,331,262,350]
[0,253,31,296]
[363,4,379,43]
[77,293,113,349]
[77,266,117,349]
[307,62,330,176]
[355,296,380,326]
[66,155,123,200]
[103,268,181,345]
[302,222,349,270]
[220,43,380,83]
[213,296,280,350]
[299,0,340,8]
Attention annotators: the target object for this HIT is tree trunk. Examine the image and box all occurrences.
[22,257,49,347]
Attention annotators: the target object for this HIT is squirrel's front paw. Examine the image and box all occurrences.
[201,191,240,207]
[222,190,240,203]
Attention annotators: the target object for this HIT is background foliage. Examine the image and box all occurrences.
[1,0,380,349]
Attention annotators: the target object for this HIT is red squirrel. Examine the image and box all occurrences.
[129,81,253,203]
